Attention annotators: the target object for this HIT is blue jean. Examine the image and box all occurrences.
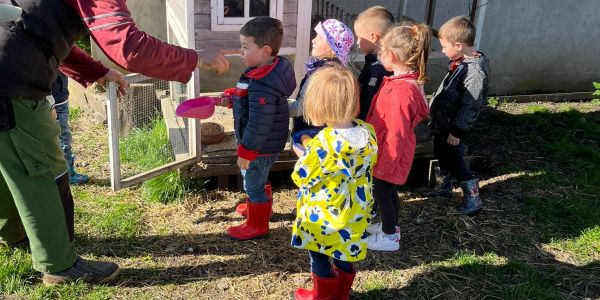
[241,153,278,203]
[54,101,72,160]
[309,251,353,278]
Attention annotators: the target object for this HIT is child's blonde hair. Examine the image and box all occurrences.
[303,66,358,126]
[381,23,431,85]
[355,6,395,34]
[438,16,475,46]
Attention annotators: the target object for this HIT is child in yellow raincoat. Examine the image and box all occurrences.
[290,65,378,300]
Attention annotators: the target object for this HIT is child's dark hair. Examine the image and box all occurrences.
[439,16,475,46]
[240,17,283,56]
[381,24,432,84]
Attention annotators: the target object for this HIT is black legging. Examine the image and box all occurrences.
[433,132,473,182]
[373,177,400,234]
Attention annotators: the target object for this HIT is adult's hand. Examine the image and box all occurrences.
[197,48,238,75]
[96,69,128,97]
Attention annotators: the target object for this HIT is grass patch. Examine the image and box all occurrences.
[523,103,551,114]
[69,106,82,122]
[140,170,186,203]
[119,117,188,203]
[505,106,599,264]
[549,226,600,264]
[0,247,115,299]
[72,187,145,238]
[120,117,174,171]
[414,251,562,299]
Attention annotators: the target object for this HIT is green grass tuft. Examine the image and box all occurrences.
[0,247,115,299]
[524,104,551,114]
[68,106,82,122]
[119,117,189,203]
[73,188,145,238]
[550,226,600,264]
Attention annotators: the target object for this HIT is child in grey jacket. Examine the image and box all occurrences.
[428,16,491,215]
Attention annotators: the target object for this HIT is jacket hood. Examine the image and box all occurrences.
[316,121,377,179]
[245,56,297,97]
[463,52,491,75]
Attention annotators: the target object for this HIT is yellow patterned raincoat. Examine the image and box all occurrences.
[291,120,378,262]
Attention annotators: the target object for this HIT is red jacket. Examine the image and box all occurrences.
[61,0,198,86]
[366,73,429,185]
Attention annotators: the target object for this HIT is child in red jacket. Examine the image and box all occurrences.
[365,24,431,251]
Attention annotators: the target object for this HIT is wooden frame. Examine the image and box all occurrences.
[107,0,201,191]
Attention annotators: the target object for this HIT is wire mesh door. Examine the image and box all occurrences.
[105,74,200,191]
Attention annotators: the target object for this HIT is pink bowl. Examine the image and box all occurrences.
[176,96,220,119]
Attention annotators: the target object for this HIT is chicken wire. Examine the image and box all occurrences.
[106,74,199,191]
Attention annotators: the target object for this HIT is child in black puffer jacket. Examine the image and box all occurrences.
[428,16,491,215]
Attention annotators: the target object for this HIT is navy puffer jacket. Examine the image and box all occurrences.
[233,56,296,160]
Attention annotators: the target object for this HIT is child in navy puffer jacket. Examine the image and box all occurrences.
[226,17,296,241]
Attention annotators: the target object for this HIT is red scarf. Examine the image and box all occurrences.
[449,57,464,72]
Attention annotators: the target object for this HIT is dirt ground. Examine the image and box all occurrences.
[67,101,599,299]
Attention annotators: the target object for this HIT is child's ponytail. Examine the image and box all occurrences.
[381,23,432,85]
[405,24,431,85]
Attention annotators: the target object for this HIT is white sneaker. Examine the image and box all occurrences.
[367,232,400,251]
[366,222,383,235]
[366,222,401,236]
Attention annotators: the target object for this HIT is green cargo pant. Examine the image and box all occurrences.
[0,98,77,273]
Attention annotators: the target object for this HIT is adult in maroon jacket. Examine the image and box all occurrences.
[0,0,229,285]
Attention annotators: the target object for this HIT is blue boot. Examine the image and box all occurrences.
[458,178,482,215]
[67,155,89,185]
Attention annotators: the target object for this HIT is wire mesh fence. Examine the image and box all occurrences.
[106,74,200,191]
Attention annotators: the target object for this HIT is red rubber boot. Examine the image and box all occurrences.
[227,200,271,240]
[294,271,339,300]
[333,265,356,300]
[236,182,272,218]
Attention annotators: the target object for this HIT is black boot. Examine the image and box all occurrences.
[427,167,453,197]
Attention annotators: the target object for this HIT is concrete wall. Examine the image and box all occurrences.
[332,0,600,95]
[478,0,600,95]
[90,0,167,71]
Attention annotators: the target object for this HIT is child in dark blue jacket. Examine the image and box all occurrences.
[227,17,296,240]
[354,6,394,121]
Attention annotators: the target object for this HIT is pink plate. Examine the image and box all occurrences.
[176,96,219,119]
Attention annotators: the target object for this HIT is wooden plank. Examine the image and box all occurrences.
[186,140,434,178]
[187,158,297,178]
[121,156,200,188]
[283,0,298,13]
[159,94,190,161]
[194,0,210,13]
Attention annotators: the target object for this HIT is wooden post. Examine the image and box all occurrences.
[294,0,313,93]
[106,82,121,191]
